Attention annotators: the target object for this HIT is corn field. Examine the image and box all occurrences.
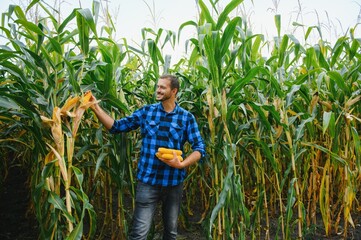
[1,0,361,239]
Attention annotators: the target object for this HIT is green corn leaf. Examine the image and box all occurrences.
[38,3,58,30]
[48,192,75,222]
[77,8,97,37]
[319,159,329,235]
[63,58,80,92]
[92,0,100,25]
[322,111,335,137]
[328,71,348,94]
[95,152,108,177]
[0,96,20,110]
[48,37,63,55]
[259,140,279,174]
[155,28,164,45]
[10,5,26,21]
[178,20,197,42]
[48,191,66,211]
[167,30,177,49]
[58,9,77,33]
[70,187,86,203]
[288,34,301,58]
[147,39,159,76]
[305,26,322,41]
[98,41,112,63]
[26,0,40,12]
[0,61,27,83]
[268,74,284,97]
[164,54,171,73]
[349,39,360,59]
[248,102,271,131]
[203,35,219,87]
[314,44,329,71]
[330,37,346,67]
[229,66,267,96]
[286,85,301,109]
[262,104,283,126]
[216,0,244,30]
[20,49,46,78]
[274,14,281,37]
[278,34,289,67]
[41,161,55,179]
[72,166,84,186]
[38,42,56,71]
[66,221,83,240]
[251,35,262,62]
[86,206,97,238]
[220,17,241,58]
[103,63,114,95]
[76,11,89,56]
[198,0,216,28]
[209,144,234,238]
[0,26,11,39]
[295,116,314,142]
[36,23,44,54]
[15,19,44,36]
[351,127,361,170]
[302,142,346,165]
[305,47,317,69]
[285,178,296,226]
[104,93,130,114]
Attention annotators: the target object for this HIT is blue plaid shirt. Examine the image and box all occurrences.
[109,102,205,186]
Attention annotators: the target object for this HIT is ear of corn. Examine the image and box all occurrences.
[155,152,162,159]
[158,147,182,156]
[156,148,184,161]
[60,96,80,115]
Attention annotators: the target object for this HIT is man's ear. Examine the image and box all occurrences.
[172,88,178,95]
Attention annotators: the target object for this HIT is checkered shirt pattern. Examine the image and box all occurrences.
[109,102,205,186]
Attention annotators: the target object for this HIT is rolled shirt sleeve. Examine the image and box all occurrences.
[187,113,206,158]
[109,109,142,134]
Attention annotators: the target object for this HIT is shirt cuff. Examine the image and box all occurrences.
[108,121,117,134]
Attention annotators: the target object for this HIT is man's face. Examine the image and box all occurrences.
[156,78,175,102]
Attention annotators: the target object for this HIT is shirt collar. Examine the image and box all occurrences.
[158,102,179,114]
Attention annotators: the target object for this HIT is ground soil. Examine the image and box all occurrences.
[0,166,38,239]
[1,165,361,239]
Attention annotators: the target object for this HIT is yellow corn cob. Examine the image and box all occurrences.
[158,147,182,156]
[80,91,93,107]
[156,152,183,162]
[60,96,80,115]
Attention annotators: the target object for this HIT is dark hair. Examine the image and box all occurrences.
[160,74,179,93]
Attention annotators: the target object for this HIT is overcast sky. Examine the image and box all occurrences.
[1,0,360,60]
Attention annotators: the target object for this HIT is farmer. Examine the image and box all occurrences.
[89,74,205,240]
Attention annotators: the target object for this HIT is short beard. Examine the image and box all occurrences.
[156,93,171,102]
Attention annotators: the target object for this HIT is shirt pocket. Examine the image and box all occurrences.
[169,122,183,142]
[144,120,159,137]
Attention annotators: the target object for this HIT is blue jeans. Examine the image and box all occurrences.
[128,181,183,240]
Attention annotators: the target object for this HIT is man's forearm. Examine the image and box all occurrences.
[181,151,201,168]
[92,103,114,130]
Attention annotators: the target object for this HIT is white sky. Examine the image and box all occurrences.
[1,0,360,61]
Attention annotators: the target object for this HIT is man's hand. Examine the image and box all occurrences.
[86,92,114,130]
[88,92,100,111]
[158,151,184,169]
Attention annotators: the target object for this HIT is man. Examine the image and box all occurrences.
[89,74,205,240]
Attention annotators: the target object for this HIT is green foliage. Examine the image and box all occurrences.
[1,0,361,239]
